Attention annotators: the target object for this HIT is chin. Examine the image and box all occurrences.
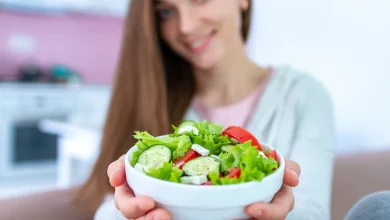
[190,54,222,71]
[191,60,217,71]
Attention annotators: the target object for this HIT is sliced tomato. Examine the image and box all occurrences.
[265,149,278,161]
[202,180,213,185]
[222,126,263,151]
[227,168,241,179]
[173,150,200,169]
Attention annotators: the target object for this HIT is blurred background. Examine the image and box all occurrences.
[0,0,389,219]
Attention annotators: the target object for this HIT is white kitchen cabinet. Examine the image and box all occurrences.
[0,84,78,180]
[38,85,111,188]
[0,83,111,191]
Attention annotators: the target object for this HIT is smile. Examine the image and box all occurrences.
[186,30,216,53]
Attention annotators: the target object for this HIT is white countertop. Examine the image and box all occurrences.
[38,119,104,188]
[39,119,102,162]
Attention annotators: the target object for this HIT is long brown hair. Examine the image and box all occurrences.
[76,0,253,213]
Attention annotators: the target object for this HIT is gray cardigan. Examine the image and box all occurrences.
[186,66,335,220]
[95,65,336,220]
[185,65,336,220]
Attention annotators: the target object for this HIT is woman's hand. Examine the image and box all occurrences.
[107,155,171,220]
[108,155,300,220]
[245,160,301,220]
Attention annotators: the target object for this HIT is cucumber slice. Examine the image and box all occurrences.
[183,156,220,176]
[137,145,171,169]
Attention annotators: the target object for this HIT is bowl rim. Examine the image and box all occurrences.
[125,139,285,191]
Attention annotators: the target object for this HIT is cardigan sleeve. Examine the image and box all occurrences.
[286,77,336,220]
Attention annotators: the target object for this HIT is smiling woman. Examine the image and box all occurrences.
[0,0,335,219]
[76,0,255,214]
[73,0,336,220]
[76,0,251,208]
[154,0,251,70]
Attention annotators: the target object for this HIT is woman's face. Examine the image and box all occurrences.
[155,0,249,70]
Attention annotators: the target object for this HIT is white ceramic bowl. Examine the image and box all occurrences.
[125,142,285,220]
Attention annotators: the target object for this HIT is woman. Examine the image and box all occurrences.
[73,0,336,219]
[0,0,334,219]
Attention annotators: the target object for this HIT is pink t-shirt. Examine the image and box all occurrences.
[192,68,273,128]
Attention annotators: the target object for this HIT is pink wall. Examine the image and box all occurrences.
[0,10,124,84]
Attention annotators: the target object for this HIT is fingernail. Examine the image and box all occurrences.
[248,206,262,218]
[153,216,160,220]
[253,210,262,218]
[107,163,116,177]
[108,168,119,179]
[289,169,298,178]
[137,199,153,211]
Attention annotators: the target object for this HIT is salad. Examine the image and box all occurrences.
[130,120,279,186]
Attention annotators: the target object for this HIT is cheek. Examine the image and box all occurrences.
[160,22,178,48]
[211,8,242,40]
[226,11,241,36]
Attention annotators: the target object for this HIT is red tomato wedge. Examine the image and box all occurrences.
[222,126,263,151]
[202,180,213,185]
[227,168,241,179]
[173,150,200,169]
[265,149,278,161]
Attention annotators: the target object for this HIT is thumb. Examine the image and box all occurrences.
[108,155,127,187]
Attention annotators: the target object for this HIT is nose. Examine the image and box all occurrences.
[178,8,198,35]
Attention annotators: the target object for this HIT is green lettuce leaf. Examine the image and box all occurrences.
[133,131,191,157]
[172,135,192,159]
[132,131,192,164]
[196,120,224,135]
[130,149,142,167]
[144,162,183,183]
[190,120,232,155]
[211,141,279,185]
[172,120,232,155]
[132,120,278,186]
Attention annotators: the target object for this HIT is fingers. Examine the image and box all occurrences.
[108,155,168,219]
[134,208,171,220]
[108,155,127,187]
[115,184,156,219]
[246,185,294,220]
[283,160,301,187]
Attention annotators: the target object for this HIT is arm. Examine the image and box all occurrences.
[0,188,94,220]
[287,77,336,220]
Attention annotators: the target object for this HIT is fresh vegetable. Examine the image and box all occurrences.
[176,120,199,135]
[137,145,171,169]
[265,149,278,161]
[182,156,221,176]
[173,150,200,169]
[131,132,192,166]
[144,162,183,183]
[181,175,208,185]
[131,120,279,185]
[222,126,263,151]
[227,168,241,179]
[221,145,235,153]
[175,120,232,155]
[191,144,210,156]
[202,180,213,185]
[134,163,149,173]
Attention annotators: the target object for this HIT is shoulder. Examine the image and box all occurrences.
[272,65,334,108]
